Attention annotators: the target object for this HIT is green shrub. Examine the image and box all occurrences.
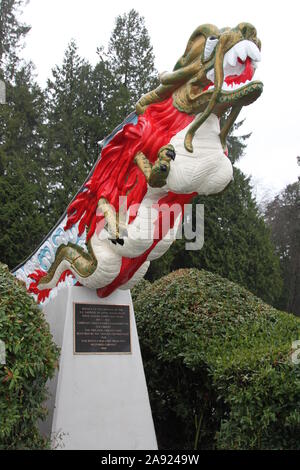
[0,263,59,449]
[133,268,300,449]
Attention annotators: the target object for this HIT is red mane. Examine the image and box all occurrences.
[62,97,198,297]
[64,97,194,239]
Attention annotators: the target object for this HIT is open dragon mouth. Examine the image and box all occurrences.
[136,23,264,153]
[204,39,262,95]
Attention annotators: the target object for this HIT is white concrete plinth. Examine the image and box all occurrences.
[42,286,157,450]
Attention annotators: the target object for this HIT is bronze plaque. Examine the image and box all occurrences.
[73,303,131,354]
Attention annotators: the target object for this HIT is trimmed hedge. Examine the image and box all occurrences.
[0,263,59,449]
[133,269,300,450]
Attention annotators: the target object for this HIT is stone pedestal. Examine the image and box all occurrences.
[41,286,157,450]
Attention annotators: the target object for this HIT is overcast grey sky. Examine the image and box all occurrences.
[21,0,300,200]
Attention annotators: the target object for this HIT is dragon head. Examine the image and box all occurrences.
[136,22,263,152]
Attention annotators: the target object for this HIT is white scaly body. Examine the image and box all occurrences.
[15,113,233,301]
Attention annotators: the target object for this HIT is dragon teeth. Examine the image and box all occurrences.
[227,48,238,66]
[205,40,261,89]
[223,61,245,79]
[205,79,254,93]
[223,40,261,67]
[221,79,251,91]
[234,41,247,61]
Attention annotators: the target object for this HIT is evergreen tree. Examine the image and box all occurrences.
[147,126,283,306]
[101,9,158,127]
[0,0,30,79]
[45,41,101,223]
[92,48,119,137]
[0,65,48,268]
[0,0,49,268]
[44,12,158,222]
[265,173,300,315]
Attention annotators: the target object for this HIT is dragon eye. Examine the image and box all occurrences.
[204,36,219,60]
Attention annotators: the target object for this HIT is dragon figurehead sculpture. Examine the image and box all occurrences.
[13,22,263,303]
